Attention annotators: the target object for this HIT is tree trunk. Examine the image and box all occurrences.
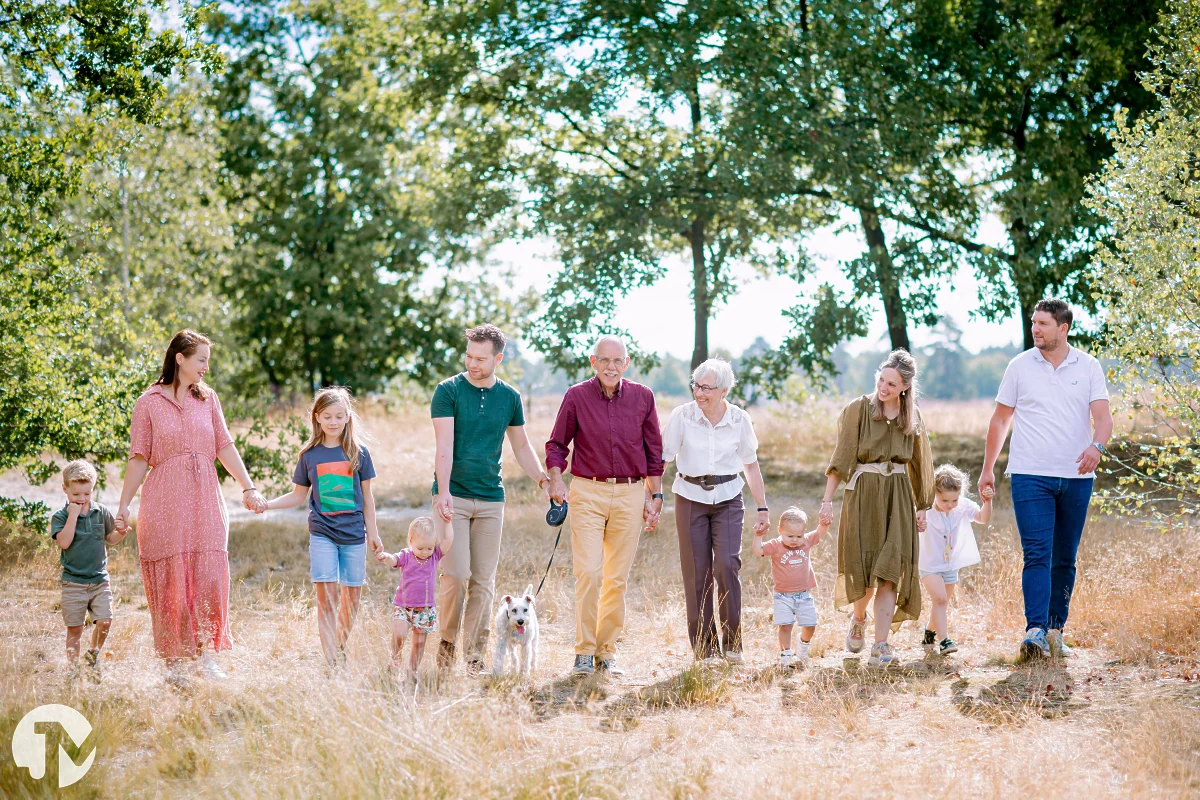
[1010,216,1038,351]
[688,77,708,372]
[858,203,910,352]
[690,214,708,371]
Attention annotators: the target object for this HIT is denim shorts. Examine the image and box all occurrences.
[773,590,818,627]
[919,568,959,584]
[309,535,366,586]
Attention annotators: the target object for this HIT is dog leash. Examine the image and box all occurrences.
[535,500,568,597]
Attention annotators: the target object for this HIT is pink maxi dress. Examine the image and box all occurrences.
[129,384,234,659]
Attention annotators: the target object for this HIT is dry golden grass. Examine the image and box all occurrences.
[3,400,1198,798]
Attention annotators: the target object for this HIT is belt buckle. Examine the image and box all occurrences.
[605,477,616,484]
[699,475,715,490]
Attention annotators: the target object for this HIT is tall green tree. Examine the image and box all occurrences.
[0,0,216,524]
[420,0,828,372]
[207,0,528,395]
[1085,0,1200,523]
[909,0,1164,349]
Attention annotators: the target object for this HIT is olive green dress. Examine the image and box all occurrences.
[827,395,934,627]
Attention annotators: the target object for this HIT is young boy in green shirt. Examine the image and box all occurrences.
[50,460,127,681]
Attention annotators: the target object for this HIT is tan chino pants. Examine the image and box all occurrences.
[436,497,505,661]
[569,479,645,660]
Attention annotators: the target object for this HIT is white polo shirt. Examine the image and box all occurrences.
[996,346,1109,479]
[661,401,759,504]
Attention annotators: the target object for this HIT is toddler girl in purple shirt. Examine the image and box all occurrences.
[376,516,453,677]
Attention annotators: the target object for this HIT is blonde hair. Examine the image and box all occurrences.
[870,348,921,436]
[408,516,435,544]
[298,387,368,474]
[62,460,98,487]
[778,506,808,530]
[934,463,970,494]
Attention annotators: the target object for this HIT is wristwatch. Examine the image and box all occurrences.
[652,492,664,500]
[1091,442,1108,454]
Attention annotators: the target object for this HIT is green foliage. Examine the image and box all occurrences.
[0,0,217,524]
[207,0,531,395]
[421,1,828,374]
[1085,0,1200,524]
[914,0,1164,348]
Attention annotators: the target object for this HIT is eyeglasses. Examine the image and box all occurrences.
[593,357,626,368]
[690,381,720,394]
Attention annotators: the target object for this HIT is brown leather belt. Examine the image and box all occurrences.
[681,474,738,491]
[586,476,643,485]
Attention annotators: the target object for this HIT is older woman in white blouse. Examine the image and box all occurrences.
[662,358,770,664]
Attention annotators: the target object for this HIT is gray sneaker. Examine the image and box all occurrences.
[1021,627,1050,660]
[596,658,624,677]
[1047,629,1073,658]
[84,648,102,683]
[572,655,594,675]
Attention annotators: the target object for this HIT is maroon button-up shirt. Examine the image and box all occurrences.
[546,377,664,479]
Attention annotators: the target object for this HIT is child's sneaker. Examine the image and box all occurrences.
[846,615,867,653]
[938,638,958,655]
[867,641,896,668]
[84,648,102,683]
[795,640,811,667]
[922,628,938,655]
[779,650,795,669]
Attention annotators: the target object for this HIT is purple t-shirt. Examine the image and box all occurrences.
[391,545,443,608]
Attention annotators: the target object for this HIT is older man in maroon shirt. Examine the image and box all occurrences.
[547,334,664,677]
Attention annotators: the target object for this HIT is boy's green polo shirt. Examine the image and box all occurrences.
[49,502,116,583]
[430,373,525,502]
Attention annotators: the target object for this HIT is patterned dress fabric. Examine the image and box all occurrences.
[129,384,234,659]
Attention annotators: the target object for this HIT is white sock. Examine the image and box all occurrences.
[796,641,810,658]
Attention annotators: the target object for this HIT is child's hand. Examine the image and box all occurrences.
[916,509,928,532]
[376,551,395,566]
[981,484,995,500]
[67,502,83,517]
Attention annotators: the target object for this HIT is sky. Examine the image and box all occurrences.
[493,209,1026,360]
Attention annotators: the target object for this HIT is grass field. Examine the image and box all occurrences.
[2,398,1198,798]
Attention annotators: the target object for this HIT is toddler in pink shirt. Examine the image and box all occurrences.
[752,506,828,669]
[377,516,453,677]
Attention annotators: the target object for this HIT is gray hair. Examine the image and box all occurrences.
[692,358,735,391]
[592,334,628,357]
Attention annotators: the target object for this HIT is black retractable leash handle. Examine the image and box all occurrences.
[535,500,568,596]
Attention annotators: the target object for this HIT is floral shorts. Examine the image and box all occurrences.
[393,605,437,634]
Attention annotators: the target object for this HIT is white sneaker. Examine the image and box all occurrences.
[166,661,194,690]
[795,641,811,663]
[779,650,795,668]
[197,652,228,680]
[724,652,745,666]
[1047,629,1073,658]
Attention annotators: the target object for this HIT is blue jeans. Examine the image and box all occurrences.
[309,535,366,586]
[1010,474,1094,632]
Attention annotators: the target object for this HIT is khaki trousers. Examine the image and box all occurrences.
[436,497,505,660]
[569,479,644,659]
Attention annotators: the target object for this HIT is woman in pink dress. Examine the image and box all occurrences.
[115,330,266,686]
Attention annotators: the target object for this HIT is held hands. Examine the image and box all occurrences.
[978,470,996,500]
[916,509,928,533]
[818,500,835,526]
[114,506,131,533]
[367,533,384,555]
[643,494,663,531]
[1076,445,1102,475]
[242,489,267,514]
[433,492,454,522]
[753,509,770,536]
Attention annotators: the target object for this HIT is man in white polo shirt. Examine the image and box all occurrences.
[980,298,1113,660]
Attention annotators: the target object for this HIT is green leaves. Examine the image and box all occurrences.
[1086,0,1200,525]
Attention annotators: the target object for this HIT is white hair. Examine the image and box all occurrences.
[592,334,628,357]
[692,358,735,391]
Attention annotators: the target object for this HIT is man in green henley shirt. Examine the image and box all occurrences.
[432,323,551,672]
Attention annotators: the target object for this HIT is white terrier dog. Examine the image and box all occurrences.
[492,584,539,679]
